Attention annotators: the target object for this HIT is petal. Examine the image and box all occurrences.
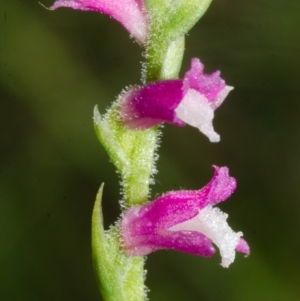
[121,194,200,242]
[210,85,234,110]
[122,197,215,257]
[121,81,185,129]
[169,205,244,268]
[50,0,149,44]
[202,165,237,207]
[122,166,235,232]
[124,228,215,257]
[174,88,220,142]
[236,238,250,256]
[183,58,229,104]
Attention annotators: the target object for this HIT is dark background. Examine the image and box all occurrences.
[1,0,300,300]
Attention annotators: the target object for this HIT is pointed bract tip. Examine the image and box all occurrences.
[93,105,102,123]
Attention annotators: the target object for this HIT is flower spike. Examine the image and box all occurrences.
[121,58,233,142]
[50,0,149,44]
[121,166,249,268]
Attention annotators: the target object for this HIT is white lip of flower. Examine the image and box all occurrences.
[174,86,234,142]
[168,205,243,268]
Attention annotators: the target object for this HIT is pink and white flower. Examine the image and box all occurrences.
[121,58,233,142]
[50,0,149,44]
[121,166,249,268]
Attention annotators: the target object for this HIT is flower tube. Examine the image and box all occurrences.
[50,0,149,44]
[121,58,233,142]
[121,166,249,268]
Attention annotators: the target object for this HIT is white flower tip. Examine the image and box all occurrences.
[169,205,242,268]
[175,89,220,142]
[201,127,220,143]
[197,206,242,268]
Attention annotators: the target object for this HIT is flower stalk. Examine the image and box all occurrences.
[49,0,249,300]
[91,33,189,301]
[91,24,186,300]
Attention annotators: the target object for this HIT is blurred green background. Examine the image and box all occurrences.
[1,0,300,300]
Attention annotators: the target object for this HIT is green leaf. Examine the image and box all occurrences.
[92,184,146,301]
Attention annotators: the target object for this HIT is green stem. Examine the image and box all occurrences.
[120,126,158,205]
[92,29,186,301]
[122,36,185,205]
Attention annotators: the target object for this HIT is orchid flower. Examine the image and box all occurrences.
[50,0,149,44]
[121,58,233,142]
[121,166,249,268]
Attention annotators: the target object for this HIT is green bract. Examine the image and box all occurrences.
[92,185,146,301]
[145,0,213,41]
[144,0,213,81]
